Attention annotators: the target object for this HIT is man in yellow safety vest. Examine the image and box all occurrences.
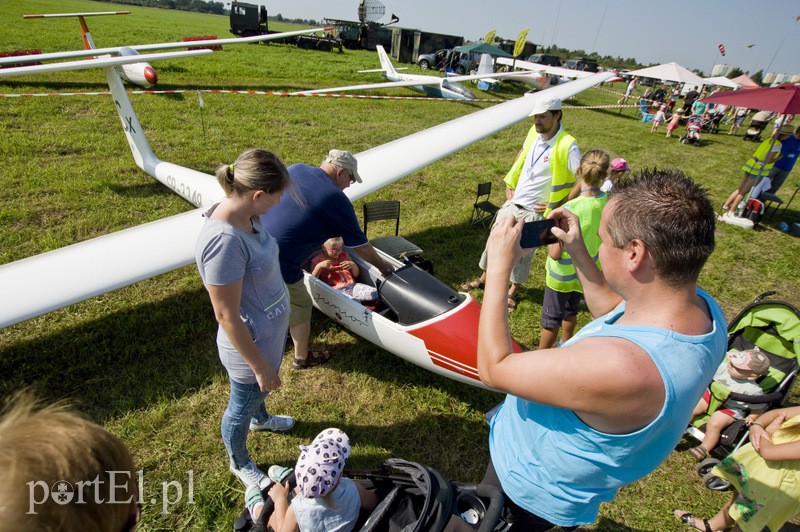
[460,97,580,311]
[720,124,795,219]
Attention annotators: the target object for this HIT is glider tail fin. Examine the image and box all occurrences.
[102,65,158,173]
[375,45,397,76]
[477,54,494,76]
[77,16,96,50]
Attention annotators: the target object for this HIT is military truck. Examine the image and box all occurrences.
[229,1,341,51]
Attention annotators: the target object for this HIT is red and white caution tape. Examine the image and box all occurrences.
[0,87,641,110]
[0,88,505,102]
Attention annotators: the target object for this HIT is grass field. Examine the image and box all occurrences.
[2,0,799,530]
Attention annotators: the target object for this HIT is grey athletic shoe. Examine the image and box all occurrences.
[230,460,268,490]
[249,414,295,432]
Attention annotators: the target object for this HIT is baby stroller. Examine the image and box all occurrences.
[686,292,800,491]
[680,115,703,145]
[702,112,723,134]
[234,458,508,532]
[743,119,768,141]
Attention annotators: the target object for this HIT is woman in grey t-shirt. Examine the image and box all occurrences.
[195,149,292,490]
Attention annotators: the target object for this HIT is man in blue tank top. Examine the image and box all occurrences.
[477,169,727,530]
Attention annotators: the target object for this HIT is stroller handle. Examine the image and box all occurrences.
[475,483,505,532]
[727,390,783,405]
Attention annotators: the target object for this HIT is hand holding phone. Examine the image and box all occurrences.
[520,219,559,248]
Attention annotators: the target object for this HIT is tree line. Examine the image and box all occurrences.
[93,0,225,15]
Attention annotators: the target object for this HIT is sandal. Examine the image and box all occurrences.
[507,294,518,311]
[689,446,708,462]
[674,510,713,532]
[292,350,333,370]
[459,278,484,291]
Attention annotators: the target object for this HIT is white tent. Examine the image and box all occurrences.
[703,76,742,89]
[627,62,705,85]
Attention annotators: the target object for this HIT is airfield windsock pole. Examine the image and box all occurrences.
[709,43,725,77]
[197,89,206,140]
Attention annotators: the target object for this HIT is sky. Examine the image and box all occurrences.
[259,0,800,76]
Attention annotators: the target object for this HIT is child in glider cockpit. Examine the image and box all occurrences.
[311,237,378,302]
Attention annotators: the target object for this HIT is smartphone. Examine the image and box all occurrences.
[520,219,558,248]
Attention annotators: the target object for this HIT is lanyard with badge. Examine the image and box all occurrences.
[528,137,551,172]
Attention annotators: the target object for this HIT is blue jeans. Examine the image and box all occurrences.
[221,378,270,468]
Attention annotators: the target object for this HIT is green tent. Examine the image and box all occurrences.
[452,42,514,58]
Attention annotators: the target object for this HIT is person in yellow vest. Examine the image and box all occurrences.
[720,124,794,219]
[539,150,609,350]
[460,97,581,311]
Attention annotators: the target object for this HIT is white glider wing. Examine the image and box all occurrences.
[496,57,594,79]
[291,78,459,95]
[348,72,615,197]
[0,61,613,328]
[292,71,527,95]
[0,49,210,77]
[0,27,330,66]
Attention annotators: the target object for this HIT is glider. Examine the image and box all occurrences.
[292,45,528,100]
[0,46,614,387]
[0,11,330,88]
[495,57,623,91]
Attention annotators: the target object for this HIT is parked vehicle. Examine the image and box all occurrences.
[229,1,341,50]
[416,49,479,74]
[416,48,451,70]
[562,57,599,72]
[527,53,561,67]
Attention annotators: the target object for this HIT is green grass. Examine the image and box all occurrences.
[2,0,800,530]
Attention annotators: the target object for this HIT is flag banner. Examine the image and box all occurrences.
[513,29,529,57]
[484,30,496,45]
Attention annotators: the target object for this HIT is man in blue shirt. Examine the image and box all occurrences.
[767,125,800,194]
[261,150,393,369]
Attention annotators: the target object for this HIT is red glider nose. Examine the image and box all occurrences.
[144,66,158,85]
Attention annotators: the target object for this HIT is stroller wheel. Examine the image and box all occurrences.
[695,456,720,477]
[702,469,732,491]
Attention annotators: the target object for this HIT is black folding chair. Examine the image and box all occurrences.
[469,182,500,232]
[363,201,422,259]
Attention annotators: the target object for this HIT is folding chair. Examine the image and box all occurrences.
[363,201,422,260]
[638,99,654,123]
[773,182,800,222]
[469,182,500,232]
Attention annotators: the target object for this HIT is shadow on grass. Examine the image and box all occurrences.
[0,216,539,427]
[107,181,177,198]
[588,517,651,531]
[0,287,222,423]
[255,411,492,478]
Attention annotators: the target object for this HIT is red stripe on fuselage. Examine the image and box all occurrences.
[407,298,523,381]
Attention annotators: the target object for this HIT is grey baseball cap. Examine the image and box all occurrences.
[325,149,362,183]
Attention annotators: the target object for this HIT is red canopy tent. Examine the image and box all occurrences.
[701,83,800,115]
[702,84,800,219]
[731,74,760,89]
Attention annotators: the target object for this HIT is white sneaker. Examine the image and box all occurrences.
[230,460,269,489]
[250,414,295,432]
[268,465,293,484]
